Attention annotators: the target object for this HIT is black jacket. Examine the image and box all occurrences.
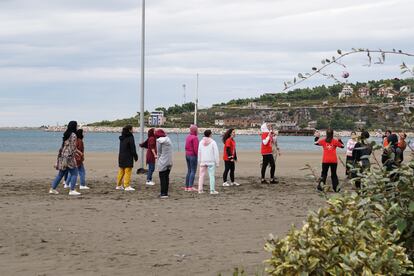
[118,133,138,168]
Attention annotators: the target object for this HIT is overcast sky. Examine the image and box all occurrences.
[1,0,413,126]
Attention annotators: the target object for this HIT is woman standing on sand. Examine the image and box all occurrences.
[198,130,220,194]
[222,128,240,187]
[139,128,157,186]
[184,125,199,191]
[49,121,82,196]
[75,129,89,190]
[345,131,357,178]
[260,123,278,184]
[155,129,173,199]
[116,125,138,191]
[314,129,344,192]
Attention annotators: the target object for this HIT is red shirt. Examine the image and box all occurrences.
[223,138,236,161]
[146,136,157,164]
[261,132,273,155]
[316,138,343,164]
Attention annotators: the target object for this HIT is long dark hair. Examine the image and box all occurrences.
[325,128,334,143]
[63,121,77,143]
[121,125,133,137]
[76,129,84,139]
[222,128,234,143]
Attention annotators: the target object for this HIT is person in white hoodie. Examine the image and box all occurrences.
[345,131,357,178]
[155,129,173,199]
[198,130,220,194]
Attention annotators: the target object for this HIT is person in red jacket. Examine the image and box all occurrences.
[314,128,344,192]
[222,128,240,187]
[139,128,157,186]
[260,123,278,184]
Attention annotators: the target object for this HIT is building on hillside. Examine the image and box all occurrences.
[307,121,317,129]
[338,85,353,99]
[377,87,398,99]
[223,118,262,128]
[215,111,225,116]
[322,100,329,105]
[274,120,298,131]
[400,85,412,93]
[214,119,224,126]
[405,93,414,108]
[354,120,367,129]
[148,111,166,126]
[357,87,370,98]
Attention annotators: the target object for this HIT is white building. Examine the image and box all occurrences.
[214,119,224,126]
[148,111,166,126]
[357,87,370,98]
[400,85,412,93]
[338,85,353,99]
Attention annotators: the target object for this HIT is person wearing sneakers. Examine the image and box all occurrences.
[345,131,358,178]
[116,125,138,191]
[314,128,344,193]
[260,123,278,184]
[184,124,199,191]
[139,128,157,186]
[75,129,89,190]
[49,121,82,196]
[197,130,220,194]
[155,129,173,199]
[222,128,240,187]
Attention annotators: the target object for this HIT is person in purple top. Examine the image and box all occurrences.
[184,125,199,191]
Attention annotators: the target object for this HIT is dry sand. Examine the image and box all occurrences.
[0,151,349,275]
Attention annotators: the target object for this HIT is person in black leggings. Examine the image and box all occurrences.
[222,128,240,186]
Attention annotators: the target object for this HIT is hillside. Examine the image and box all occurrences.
[89,78,414,131]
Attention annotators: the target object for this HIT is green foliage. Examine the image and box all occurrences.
[265,193,413,275]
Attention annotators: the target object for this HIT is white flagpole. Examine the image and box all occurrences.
[139,0,146,169]
[194,73,199,125]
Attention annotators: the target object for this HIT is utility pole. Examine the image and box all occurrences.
[139,0,145,169]
[194,74,199,125]
[182,84,186,104]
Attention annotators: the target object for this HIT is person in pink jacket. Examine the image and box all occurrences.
[197,130,220,194]
[184,124,199,191]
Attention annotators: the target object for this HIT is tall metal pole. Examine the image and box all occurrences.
[194,74,199,125]
[139,0,145,169]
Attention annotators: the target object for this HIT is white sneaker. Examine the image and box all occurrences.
[146,181,155,186]
[69,190,81,196]
[63,184,70,189]
[222,182,230,187]
[79,186,90,190]
[115,186,124,190]
[49,189,59,195]
[160,195,169,199]
[232,182,240,186]
[210,191,219,195]
[124,186,135,191]
[198,190,204,194]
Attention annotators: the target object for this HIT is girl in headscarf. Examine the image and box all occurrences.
[140,128,157,185]
[49,121,82,196]
[155,129,173,198]
[184,125,199,191]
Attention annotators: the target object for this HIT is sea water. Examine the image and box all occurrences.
[0,129,382,153]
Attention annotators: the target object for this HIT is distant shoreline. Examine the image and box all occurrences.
[0,126,397,137]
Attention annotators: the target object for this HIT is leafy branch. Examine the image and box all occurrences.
[284,48,414,91]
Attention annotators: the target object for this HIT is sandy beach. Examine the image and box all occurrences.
[0,151,354,275]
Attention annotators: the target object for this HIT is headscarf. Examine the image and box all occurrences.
[63,121,77,142]
[155,129,166,138]
[189,124,198,135]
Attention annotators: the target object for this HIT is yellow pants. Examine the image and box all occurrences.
[116,167,132,187]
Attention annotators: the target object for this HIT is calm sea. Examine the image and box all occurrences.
[0,129,382,153]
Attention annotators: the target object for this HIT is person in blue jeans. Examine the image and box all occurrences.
[184,125,199,191]
[139,128,157,185]
[49,121,82,196]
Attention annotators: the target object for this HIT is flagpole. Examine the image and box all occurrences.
[139,0,145,169]
[194,73,198,125]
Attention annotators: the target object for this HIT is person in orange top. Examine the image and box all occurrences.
[314,128,344,192]
[398,132,407,162]
[381,130,392,165]
[222,128,240,187]
[260,123,277,184]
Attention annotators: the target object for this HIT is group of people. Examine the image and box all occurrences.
[49,120,409,197]
[314,128,409,192]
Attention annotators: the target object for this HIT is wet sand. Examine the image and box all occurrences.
[0,151,347,275]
